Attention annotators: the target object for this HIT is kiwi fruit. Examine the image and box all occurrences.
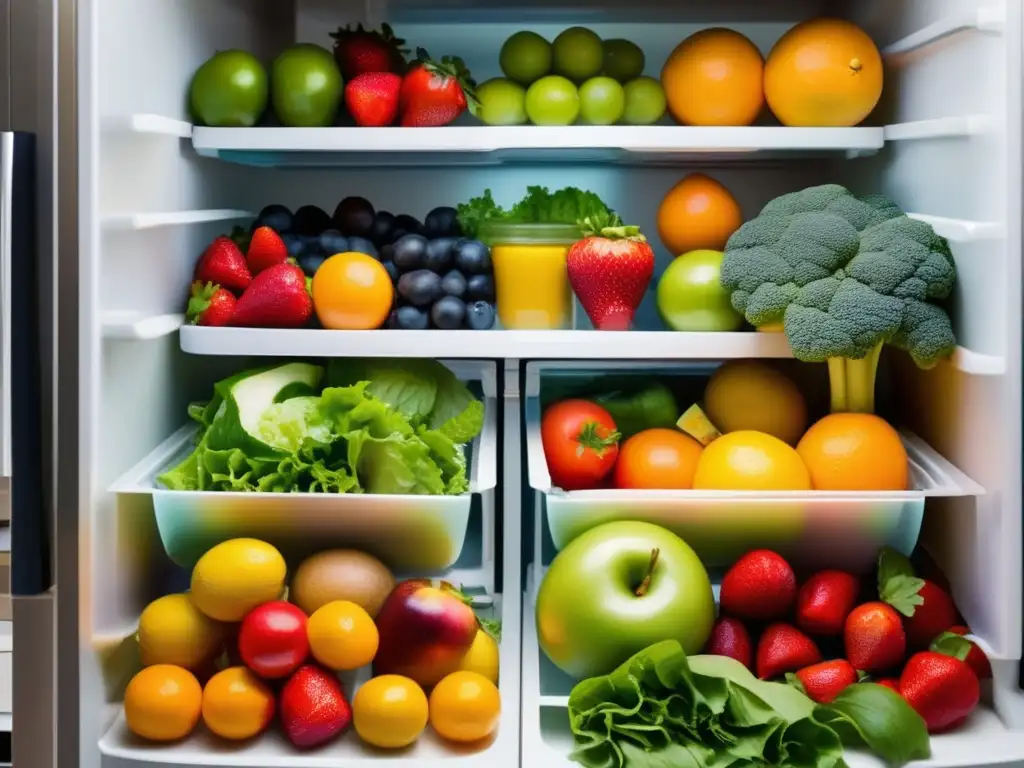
[290,549,396,618]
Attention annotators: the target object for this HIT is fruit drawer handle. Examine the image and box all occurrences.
[471,395,498,493]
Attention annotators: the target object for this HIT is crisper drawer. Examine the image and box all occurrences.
[109,361,498,573]
[524,361,984,574]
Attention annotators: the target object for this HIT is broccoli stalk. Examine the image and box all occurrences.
[720,184,958,415]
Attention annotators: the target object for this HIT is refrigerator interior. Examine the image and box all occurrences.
[73,0,1023,766]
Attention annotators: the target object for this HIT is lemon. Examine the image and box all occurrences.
[307,600,379,671]
[190,538,286,622]
[704,360,808,445]
[429,671,501,743]
[353,675,429,749]
[458,628,499,684]
[138,593,223,669]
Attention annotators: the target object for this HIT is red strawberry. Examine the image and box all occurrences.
[720,549,797,622]
[232,263,313,328]
[329,23,407,80]
[844,602,906,673]
[900,642,980,733]
[399,49,477,127]
[946,627,992,680]
[796,570,860,636]
[756,623,821,680]
[193,236,251,294]
[877,677,901,693]
[792,659,858,703]
[705,617,754,671]
[566,214,656,331]
[345,72,402,127]
[280,664,352,748]
[246,226,289,275]
[186,281,236,327]
[877,547,958,650]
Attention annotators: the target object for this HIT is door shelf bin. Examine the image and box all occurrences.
[525,362,984,574]
[109,363,498,573]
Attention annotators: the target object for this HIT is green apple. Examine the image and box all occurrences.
[657,249,744,332]
[271,44,344,127]
[536,520,715,679]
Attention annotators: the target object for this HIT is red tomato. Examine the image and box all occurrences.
[541,400,620,491]
[238,601,309,679]
[613,428,703,489]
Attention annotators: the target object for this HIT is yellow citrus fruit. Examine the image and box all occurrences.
[124,664,202,742]
[797,413,909,491]
[429,670,501,743]
[458,628,500,685]
[307,600,379,671]
[201,666,275,740]
[312,252,394,330]
[661,28,764,126]
[190,538,287,622]
[353,674,429,749]
[704,361,808,445]
[138,593,224,670]
[693,430,812,491]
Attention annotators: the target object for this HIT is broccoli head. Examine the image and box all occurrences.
[720,184,958,413]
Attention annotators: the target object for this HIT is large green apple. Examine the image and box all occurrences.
[657,249,744,332]
[536,520,715,679]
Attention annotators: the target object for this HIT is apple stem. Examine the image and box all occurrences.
[635,548,660,597]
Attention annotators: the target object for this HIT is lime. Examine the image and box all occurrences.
[190,50,268,127]
[602,39,645,82]
[500,31,553,85]
[271,44,344,127]
[525,76,580,126]
[622,76,667,125]
[578,77,625,125]
[552,27,603,83]
[476,79,528,126]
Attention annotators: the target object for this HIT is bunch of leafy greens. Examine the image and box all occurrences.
[457,186,612,239]
[157,359,483,495]
[568,640,929,768]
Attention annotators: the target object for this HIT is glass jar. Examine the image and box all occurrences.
[480,222,581,330]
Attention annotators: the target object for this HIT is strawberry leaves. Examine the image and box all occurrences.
[578,211,649,242]
[413,47,480,115]
[930,631,974,662]
[877,546,925,618]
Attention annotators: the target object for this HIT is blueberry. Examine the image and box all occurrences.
[385,308,401,329]
[441,269,467,298]
[298,253,326,276]
[431,296,466,330]
[381,260,399,283]
[466,274,495,301]
[395,305,429,330]
[299,234,320,254]
[454,239,492,275]
[424,237,457,272]
[392,234,429,271]
[282,233,306,258]
[398,269,443,307]
[317,229,349,256]
[253,204,293,234]
[395,214,424,236]
[293,205,332,236]
[371,210,397,246]
[425,206,461,238]
[380,243,394,262]
[347,236,378,259]
[333,196,375,238]
[465,300,496,330]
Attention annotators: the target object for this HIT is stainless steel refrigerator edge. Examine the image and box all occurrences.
[2,0,60,765]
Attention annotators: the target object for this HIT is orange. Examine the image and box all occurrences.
[353,674,429,749]
[201,666,274,740]
[657,174,743,256]
[765,18,883,127]
[307,600,379,671]
[693,430,811,491]
[613,428,703,490]
[704,361,808,445]
[311,251,393,330]
[429,670,501,743]
[123,664,202,742]
[661,28,765,126]
[796,413,909,491]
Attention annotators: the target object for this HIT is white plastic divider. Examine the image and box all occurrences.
[882,5,1005,59]
[102,311,184,340]
[102,209,254,231]
[884,116,992,141]
[122,114,193,137]
[907,213,1004,242]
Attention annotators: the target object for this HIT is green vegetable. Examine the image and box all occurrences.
[158,360,483,496]
[568,640,929,768]
[591,382,678,439]
[720,184,957,414]
[877,546,926,618]
[456,185,612,239]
